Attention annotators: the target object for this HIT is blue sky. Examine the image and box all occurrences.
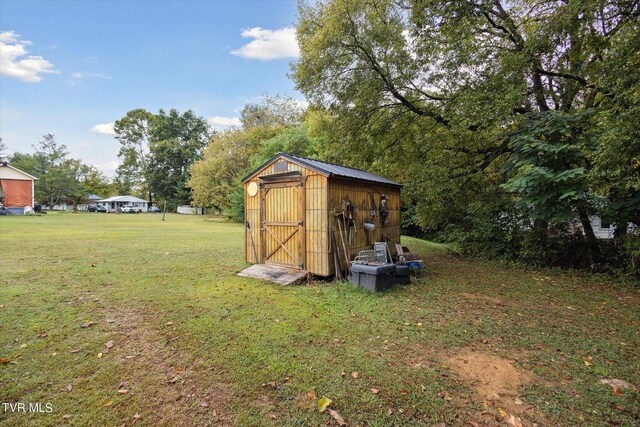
[0,0,302,175]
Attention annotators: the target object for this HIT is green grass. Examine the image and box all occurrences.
[1,213,638,426]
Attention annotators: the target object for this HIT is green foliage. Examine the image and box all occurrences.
[188,96,316,219]
[293,0,640,274]
[502,110,596,223]
[114,108,211,208]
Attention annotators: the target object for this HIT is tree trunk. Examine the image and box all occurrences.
[578,209,602,266]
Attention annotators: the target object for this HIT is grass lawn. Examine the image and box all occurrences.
[1,213,638,426]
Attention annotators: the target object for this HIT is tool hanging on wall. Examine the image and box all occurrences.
[330,226,342,280]
[246,221,259,263]
[342,197,355,245]
[335,211,351,276]
[369,193,377,218]
[379,194,389,225]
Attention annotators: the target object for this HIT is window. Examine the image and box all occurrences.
[600,218,610,229]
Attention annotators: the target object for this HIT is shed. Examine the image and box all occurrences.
[0,162,36,214]
[242,153,402,277]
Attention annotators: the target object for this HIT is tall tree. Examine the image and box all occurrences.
[147,109,211,208]
[294,0,640,264]
[114,109,155,201]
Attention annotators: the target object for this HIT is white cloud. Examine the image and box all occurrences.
[0,31,58,82]
[68,71,111,85]
[231,27,299,60]
[92,160,120,176]
[90,123,116,135]
[207,116,241,130]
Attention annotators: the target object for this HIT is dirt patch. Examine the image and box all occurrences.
[447,348,545,426]
[105,305,235,426]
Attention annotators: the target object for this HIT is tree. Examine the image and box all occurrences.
[114,108,211,208]
[114,109,155,202]
[294,0,640,268]
[22,134,83,208]
[0,138,7,159]
[188,95,309,217]
[147,109,211,209]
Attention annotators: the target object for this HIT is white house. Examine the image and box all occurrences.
[97,195,150,213]
[0,162,36,215]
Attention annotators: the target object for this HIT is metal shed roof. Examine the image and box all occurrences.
[242,153,402,187]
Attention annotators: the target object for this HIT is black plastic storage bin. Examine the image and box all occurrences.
[349,263,396,292]
[394,265,410,285]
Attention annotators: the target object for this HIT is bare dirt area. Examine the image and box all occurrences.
[103,305,235,426]
[446,348,547,427]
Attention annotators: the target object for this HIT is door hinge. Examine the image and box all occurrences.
[298,220,304,226]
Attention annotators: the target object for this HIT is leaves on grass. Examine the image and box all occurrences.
[80,321,95,328]
[351,371,359,379]
[105,340,114,349]
[70,348,81,353]
[118,389,128,394]
[200,401,209,407]
[166,322,174,326]
[98,352,103,358]
[0,357,10,364]
[37,332,48,338]
[340,370,346,378]
[66,384,72,392]
[599,378,637,391]
[438,390,452,401]
[328,408,347,426]
[102,399,113,407]
[370,388,379,394]
[106,319,116,323]
[62,414,71,419]
[318,396,332,413]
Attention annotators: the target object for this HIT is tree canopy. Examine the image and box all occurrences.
[293,0,640,271]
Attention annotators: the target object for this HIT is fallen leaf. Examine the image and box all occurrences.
[91,264,97,267]
[70,348,81,353]
[328,408,347,426]
[0,358,10,364]
[584,361,593,367]
[370,388,379,395]
[351,371,359,379]
[51,352,57,357]
[80,321,94,328]
[20,343,27,348]
[168,377,178,384]
[98,352,103,358]
[612,403,625,411]
[62,415,71,419]
[438,390,452,401]
[102,399,113,406]
[613,387,622,396]
[105,340,114,349]
[514,398,523,405]
[498,408,508,418]
[340,370,346,378]
[200,401,209,407]
[387,408,394,416]
[175,367,183,373]
[166,322,174,326]
[318,396,332,413]
[106,319,116,323]
[599,378,637,391]
[37,332,48,338]
[66,384,72,392]
[468,422,480,427]
[269,413,277,420]
[118,389,128,394]
[399,389,409,395]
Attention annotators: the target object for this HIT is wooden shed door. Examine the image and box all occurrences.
[260,181,305,269]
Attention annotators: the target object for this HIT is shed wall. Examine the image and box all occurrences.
[244,160,329,276]
[327,178,401,275]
